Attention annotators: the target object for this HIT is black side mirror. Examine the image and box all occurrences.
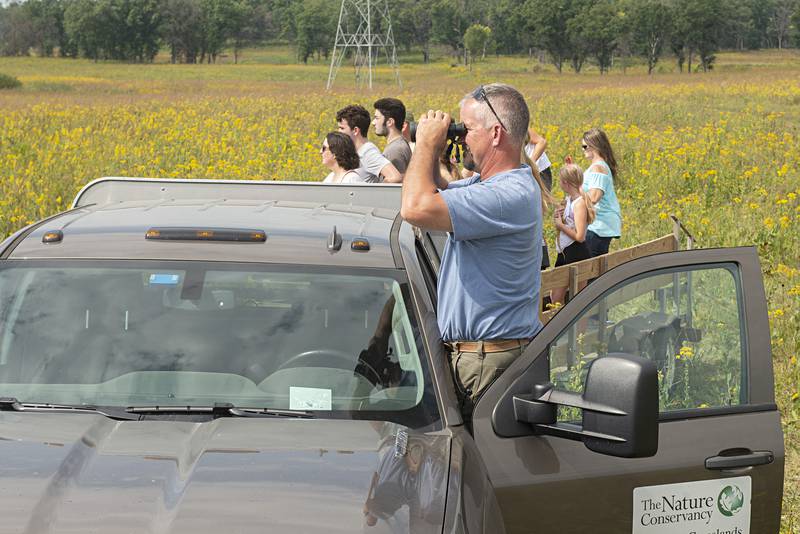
[513,353,658,458]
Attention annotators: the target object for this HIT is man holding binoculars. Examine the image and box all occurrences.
[400,83,543,418]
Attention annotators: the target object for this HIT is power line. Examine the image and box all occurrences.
[327,0,401,90]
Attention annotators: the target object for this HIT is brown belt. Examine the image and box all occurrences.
[444,338,531,353]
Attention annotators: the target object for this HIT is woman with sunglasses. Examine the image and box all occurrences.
[581,128,622,257]
[321,132,362,184]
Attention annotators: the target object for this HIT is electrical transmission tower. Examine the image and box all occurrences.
[326,0,401,90]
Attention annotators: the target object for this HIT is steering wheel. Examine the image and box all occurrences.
[277,349,357,371]
[276,349,382,384]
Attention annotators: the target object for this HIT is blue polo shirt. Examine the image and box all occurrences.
[437,165,543,342]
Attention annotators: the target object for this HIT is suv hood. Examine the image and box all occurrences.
[0,413,450,534]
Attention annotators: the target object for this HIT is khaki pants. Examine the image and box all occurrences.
[447,341,528,404]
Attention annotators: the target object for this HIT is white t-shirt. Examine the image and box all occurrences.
[357,142,390,183]
[322,170,362,184]
[524,143,552,172]
[557,196,577,253]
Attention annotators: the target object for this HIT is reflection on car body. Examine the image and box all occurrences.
[363,425,446,533]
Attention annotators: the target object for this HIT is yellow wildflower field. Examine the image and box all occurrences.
[0,49,799,530]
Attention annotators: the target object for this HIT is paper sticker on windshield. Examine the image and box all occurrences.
[633,476,751,533]
[148,273,181,286]
[289,387,332,411]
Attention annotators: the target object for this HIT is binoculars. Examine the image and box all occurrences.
[408,121,467,143]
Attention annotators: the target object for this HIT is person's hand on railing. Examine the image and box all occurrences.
[553,207,565,229]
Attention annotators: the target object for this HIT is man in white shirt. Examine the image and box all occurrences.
[336,105,401,183]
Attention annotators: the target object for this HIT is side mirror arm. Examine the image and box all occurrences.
[513,382,628,443]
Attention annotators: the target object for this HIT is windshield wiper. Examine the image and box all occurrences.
[0,398,314,421]
[125,403,314,419]
[0,397,140,421]
[229,407,315,419]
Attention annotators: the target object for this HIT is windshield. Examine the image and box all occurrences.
[0,260,437,425]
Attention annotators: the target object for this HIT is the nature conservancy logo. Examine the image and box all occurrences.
[639,494,715,526]
[718,485,745,517]
[633,476,751,534]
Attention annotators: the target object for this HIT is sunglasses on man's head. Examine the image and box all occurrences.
[471,85,507,132]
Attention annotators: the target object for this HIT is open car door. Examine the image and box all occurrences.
[472,247,784,534]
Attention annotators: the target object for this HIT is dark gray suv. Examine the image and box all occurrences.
[0,178,783,533]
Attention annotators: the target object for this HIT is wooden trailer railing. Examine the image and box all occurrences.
[539,216,695,325]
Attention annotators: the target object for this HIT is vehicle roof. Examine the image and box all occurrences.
[5,179,404,268]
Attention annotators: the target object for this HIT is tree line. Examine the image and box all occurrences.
[1,0,799,72]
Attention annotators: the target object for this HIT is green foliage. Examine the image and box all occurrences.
[564,0,593,73]
[293,0,336,64]
[568,0,624,74]
[792,6,800,46]
[63,0,101,60]
[19,0,65,57]
[523,0,574,72]
[0,73,22,90]
[464,24,492,64]
[125,0,161,62]
[0,4,35,56]
[431,0,469,60]
[199,0,236,61]
[489,0,530,54]
[392,0,436,63]
[265,0,299,42]
[630,0,671,74]
[0,0,798,66]
[160,0,204,63]
[62,0,161,62]
[768,0,799,49]
[671,0,724,72]
[226,1,260,63]
[722,0,755,51]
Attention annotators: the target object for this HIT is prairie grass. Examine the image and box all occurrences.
[0,47,798,531]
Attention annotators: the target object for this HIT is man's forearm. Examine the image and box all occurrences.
[402,144,440,212]
[400,110,454,231]
[433,166,450,190]
[380,162,402,183]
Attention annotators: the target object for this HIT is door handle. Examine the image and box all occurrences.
[705,450,773,470]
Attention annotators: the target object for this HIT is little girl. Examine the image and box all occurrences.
[551,164,596,305]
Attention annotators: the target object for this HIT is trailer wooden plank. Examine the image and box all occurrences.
[606,235,678,270]
[539,234,680,325]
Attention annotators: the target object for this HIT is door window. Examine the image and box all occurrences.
[548,265,744,418]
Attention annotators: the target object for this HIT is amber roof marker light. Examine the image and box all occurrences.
[145,228,267,243]
[351,238,371,252]
[42,230,64,244]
